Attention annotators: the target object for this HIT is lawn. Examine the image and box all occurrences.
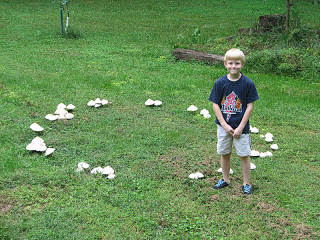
[0,0,319,239]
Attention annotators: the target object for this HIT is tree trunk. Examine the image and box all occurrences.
[286,0,290,32]
[172,48,224,65]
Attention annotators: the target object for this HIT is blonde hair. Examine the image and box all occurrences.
[224,48,245,65]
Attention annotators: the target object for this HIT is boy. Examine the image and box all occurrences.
[208,48,259,194]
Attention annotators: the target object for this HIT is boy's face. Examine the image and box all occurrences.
[224,60,244,75]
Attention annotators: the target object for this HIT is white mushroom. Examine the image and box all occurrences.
[45,148,55,156]
[102,166,115,175]
[203,113,211,119]
[94,104,101,108]
[250,150,260,157]
[65,113,74,120]
[259,152,267,158]
[78,162,90,169]
[26,143,37,151]
[87,100,95,107]
[217,168,233,174]
[265,151,273,157]
[58,114,66,119]
[57,103,67,109]
[95,98,102,104]
[250,163,257,170]
[107,173,116,179]
[154,100,162,106]
[66,104,75,110]
[31,136,44,144]
[270,144,279,150]
[54,107,68,115]
[101,99,108,105]
[35,142,47,152]
[265,136,273,142]
[250,127,259,133]
[187,105,198,112]
[200,109,210,115]
[145,99,154,106]
[188,173,198,179]
[91,167,103,174]
[265,132,273,139]
[45,114,59,121]
[195,172,204,179]
[30,123,44,132]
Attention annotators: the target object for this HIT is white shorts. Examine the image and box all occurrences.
[217,125,251,157]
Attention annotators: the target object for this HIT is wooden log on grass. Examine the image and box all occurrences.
[172,48,224,65]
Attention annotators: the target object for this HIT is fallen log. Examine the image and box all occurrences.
[172,48,224,65]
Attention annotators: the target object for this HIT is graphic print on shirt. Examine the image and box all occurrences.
[221,91,242,122]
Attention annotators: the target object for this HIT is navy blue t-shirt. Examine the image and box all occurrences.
[208,74,259,133]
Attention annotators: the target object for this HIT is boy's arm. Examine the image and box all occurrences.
[233,102,254,138]
[212,103,234,135]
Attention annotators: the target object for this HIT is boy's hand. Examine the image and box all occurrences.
[233,127,244,138]
[222,123,234,136]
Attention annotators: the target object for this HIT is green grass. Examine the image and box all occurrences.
[1,0,320,239]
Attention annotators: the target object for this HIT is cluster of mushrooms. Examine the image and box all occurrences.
[249,127,279,158]
[26,102,76,156]
[187,105,211,119]
[145,99,162,106]
[87,98,110,108]
[76,162,116,179]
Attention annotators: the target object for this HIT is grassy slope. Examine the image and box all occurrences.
[0,0,319,239]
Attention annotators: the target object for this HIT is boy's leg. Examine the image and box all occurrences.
[221,153,231,184]
[239,155,251,185]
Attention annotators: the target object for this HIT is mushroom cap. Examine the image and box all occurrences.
[270,144,279,150]
[26,143,37,151]
[66,104,75,110]
[250,150,260,157]
[265,151,273,157]
[187,105,198,112]
[145,99,154,106]
[95,98,102,104]
[57,103,67,109]
[259,152,267,158]
[78,162,90,169]
[35,142,47,152]
[30,123,44,132]
[265,137,273,142]
[250,163,257,170]
[101,99,109,105]
[250,127,259,133]
[94,103,101,108]
[54,107,68,115]
[45,148,55,156]
[154,100,162,106]
[31,136,44,144]
[188,173,198,179]
[200,109,210,115]
[91,167,103,174]
[87,100,95,107]
[265,132,273,138]
[65,113,74,120]
[102,166,115,175]
[107,173,116,179]
[195,172,204,179]
[203,113,211,119]
[45,114,59,121]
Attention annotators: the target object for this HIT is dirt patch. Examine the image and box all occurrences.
[0,196,13,214]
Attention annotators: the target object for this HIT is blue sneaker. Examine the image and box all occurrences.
[213,179,229,189]
[242,184,252,194]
